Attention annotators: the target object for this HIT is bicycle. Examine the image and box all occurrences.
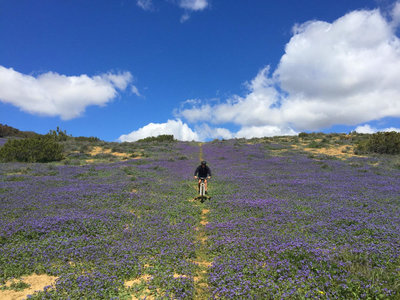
[197,177,210,202]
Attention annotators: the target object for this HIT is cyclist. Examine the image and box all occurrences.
[194,161,211,194]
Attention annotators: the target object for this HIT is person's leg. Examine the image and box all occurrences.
[198,179,201,191]
[204,179,208,192]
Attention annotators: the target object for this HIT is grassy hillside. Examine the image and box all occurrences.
[1,134,400,299]
[0,124,39,139]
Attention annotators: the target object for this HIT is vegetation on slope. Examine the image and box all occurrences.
[0,124,38,138]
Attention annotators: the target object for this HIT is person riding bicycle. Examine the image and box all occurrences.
[194,161,211,194]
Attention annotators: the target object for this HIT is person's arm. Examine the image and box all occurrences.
[194,166,199,178]
[207,166,212,178]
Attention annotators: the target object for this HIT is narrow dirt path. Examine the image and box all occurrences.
[192,143,212,299]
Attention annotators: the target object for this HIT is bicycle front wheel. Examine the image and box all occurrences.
[199,183,205,197]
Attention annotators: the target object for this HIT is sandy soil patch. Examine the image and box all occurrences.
[305,145,352,156]
[173,273,188,279]
[124,274,152,289]
[200,209,209,226]
[292,144,360,159]
[194,260,212,268]
[0,274,57,300]
[89,146,141,159]
[131,293,155,300]
[5,172,24,176]
[125,274,158,300]
[199,236,208,243]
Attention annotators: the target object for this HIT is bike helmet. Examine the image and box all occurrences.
[201,161,207,165]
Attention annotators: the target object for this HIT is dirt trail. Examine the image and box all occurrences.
[192,143,212,299]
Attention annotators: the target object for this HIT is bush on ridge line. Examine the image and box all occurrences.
[356,131,400,155]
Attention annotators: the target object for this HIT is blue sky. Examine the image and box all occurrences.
[1,0,400,141]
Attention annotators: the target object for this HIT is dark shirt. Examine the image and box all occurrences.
[194,165,211,178]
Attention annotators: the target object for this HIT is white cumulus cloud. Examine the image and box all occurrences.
[0,66,136,120]
[178,4,400,138]
[355,124,400,133]
[275,7,400,130]
[118,119,199,142]
[118,119,298,142]
[391,1,400,27]
[194,124,234,141]
[236,125,297,139]
[354,124,377,134]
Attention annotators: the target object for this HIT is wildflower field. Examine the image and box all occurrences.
[1,137,400,299]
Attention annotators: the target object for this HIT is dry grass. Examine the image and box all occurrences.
[0,274,57,300]
[85,146,142,163]
[291,143,361,159]
[89,146,125,157]
[124,274,152,289]
[125,274,156,300]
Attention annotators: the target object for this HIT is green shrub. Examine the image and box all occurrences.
[67,152,90,159]
[8,281,30,291]
[354,140,368,155]
[308,141,325,148]
[80,144,90,153]
[73,136,100,142]
[298,132,325,140]
[93,153,115,160]
[355,132,400,155]
[111,145,125,153]
[298,132,308,138]
[64,159,81,165]
[47,126,70,141]
[0,136,64,162]
[137,135,175,143]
